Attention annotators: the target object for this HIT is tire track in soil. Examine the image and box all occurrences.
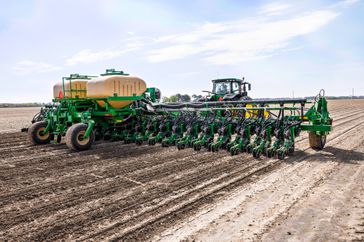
[0,142,159,182]
[12,115,364,241]
[0,146,186,206]
[23,155,262,241]
[0,150,228,230]
[3,152,250,240]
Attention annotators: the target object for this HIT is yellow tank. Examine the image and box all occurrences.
[87,75,147,109]
[53,80,88,99]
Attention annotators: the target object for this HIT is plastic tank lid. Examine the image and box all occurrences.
[100,69,130,76]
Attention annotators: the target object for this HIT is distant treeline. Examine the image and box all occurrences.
[163,94,202,103]
[306,96,364,100]
[0,103,44,108]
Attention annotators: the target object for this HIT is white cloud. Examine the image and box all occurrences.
[13,60,61,74]
[258,3,291,16]
[331,0,360,8]
[65,36,152,65]
[147,9,339,65]
[65,49,126,66]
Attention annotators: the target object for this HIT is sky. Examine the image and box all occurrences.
[0,0,363,103]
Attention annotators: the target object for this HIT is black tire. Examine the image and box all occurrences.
[65,123,95,151]
[28,121,51,145]
[194,144,201,151]
[309,132,326,150]
[288,145,295,155]
[230,148,238,156]
[56,134,62,143]
[253,150,261,159]
[277,150,286,160]
[266,149,273,158]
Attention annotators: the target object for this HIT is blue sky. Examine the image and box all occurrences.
[0,0,363,102]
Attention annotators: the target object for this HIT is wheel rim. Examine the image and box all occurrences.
[76,130,90,145]
[36,127,49,141]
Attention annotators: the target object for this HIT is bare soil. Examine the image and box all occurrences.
[0,100,363,241]
[0,107,40,133]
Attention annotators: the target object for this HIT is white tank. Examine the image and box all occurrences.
[87,75,147,109]
[53,80,88,99]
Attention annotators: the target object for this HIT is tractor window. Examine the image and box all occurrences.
[214,82,231,95]
[232,82,239,93]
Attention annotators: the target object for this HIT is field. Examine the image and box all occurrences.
[0,100,363,241]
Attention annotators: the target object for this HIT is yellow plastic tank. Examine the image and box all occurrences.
[87,75,147,109]
[53,80,88,99]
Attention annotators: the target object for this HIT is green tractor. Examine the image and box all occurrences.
[198,77,251,102]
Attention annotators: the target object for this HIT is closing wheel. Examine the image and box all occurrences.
[194,144,201,151]
[288,145,295,155]
[277,150,286,160]
[28,121,51,145]
[230,148,239,156]
[266,149,274,158]
[309,132,326,150]
[253,150,261,159]
[65,123,95,151]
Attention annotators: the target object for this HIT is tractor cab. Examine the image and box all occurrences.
[204,78,251,101]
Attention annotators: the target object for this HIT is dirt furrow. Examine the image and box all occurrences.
[0,151,229,232]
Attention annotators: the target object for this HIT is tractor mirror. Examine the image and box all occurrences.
[248,84,251,91]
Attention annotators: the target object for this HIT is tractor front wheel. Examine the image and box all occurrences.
[65,123,95,151]
[309,132,326,150]
[28,121,51,145]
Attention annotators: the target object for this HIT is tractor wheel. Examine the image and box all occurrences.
[65,123,95,151]
[309,132,326,150]
[28,121,51,145]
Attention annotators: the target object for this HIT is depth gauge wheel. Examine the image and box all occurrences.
[65,123,95,151]
[28,121,51,145]
[309,132,326,150]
